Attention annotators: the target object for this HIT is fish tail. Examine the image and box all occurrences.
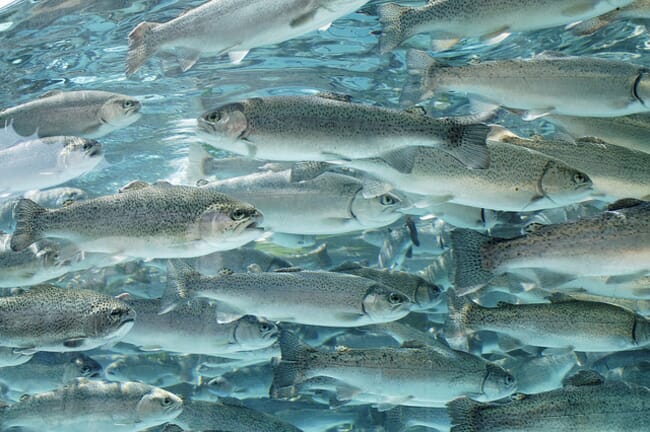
[451,229,494,294]
[186,143,212,185]
[159,259,199,314]
[270,331,314,399]
[400,49,441,106]
[10,199,46,252]
[126,21,160,77]
[441,122,491,169]
[447,397,482,432]
[444,289,474,347]
[377,3,411,53]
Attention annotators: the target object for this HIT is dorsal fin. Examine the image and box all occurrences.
[274,267,303,273]
[404,106,427,116]
[563,370,604,387]
[316,92,352,103]
[119,180,150,193]
[607,198,644,211]
[39,90,63,99]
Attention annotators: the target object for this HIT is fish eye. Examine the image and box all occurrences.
[110,308,122,317]
[573,173,587,184]
[80,366,91,374]
[207,111,221,122]
[505,374,515,385]
[259,323,272,333]
[231,209,247,220]
[121,100,135,109]
[379,194,397,206]
[161,397,172,406]
[388,292,404,304]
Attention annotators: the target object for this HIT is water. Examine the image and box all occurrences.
[1,1,650,431]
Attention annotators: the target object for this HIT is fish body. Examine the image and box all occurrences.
[0,136,102,195]
[197,94,491,169]
[0,90,141,138]
[9,182,263,258]
[447,378,650,432]
[126,0,368,75]
[203,170,407,235]
[0,378,183,432]
[489,129,650,200]
[404,51,650,118]
[452,200,650,292]
[0,284,135,352]
[345,142,592,212]
[161,260,414,327]
[122,298,278,355]
[0,187,87,231]
[271,332,516,407]
[378,0,633,52]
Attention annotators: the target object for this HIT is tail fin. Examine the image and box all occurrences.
[186,143,213,185]
[10,199,46,251]
[270,331,316,399]
[447,397,482,432]
[159,259,201,314]
[126,22,160,77]
[377,3,410,53]
[400,49,439,106]
[444,289,474,350]
[451,229,494,294]
[441,122,491,169]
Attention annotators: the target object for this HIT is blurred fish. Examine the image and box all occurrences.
[197,94,490,168]
[0,346,32,368]
[497,352,579,394]
[203,170,408,235]
[189,248,292,275]
[161,260,414,327]
[452,199,650,293]
[126,0,368,75]
[206,363,273,399]
[0,284,135,353]
[381,405,451,432]
[377,221,417,270]
[447,372,650,432]
[569,0,650,34]
[0,187,87,231]
[105,353,198,387]
[271,331,516,407]
[10,181,264,258]
[0,378,182,432]
[403,50,650,118]
[489,127,650,200]
[122,297,278,356]
[345,141,592,212]
[0,90,141,138]
[377,0,633,52]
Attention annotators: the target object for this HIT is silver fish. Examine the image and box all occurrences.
[452,199,650,293]
[161,260,414,328]
[403,50,650,118]
[197,94,490,169]
[9,181,264,258]
[126,0,368,75]
[0,90,141,138]
[0,378,183,432]
[0,284,135,353]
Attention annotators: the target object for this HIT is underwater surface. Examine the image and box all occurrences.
[0,0,649,431]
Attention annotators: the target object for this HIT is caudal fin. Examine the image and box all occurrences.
[451,229,494,294]
[126,22,160,77]
[377,3,410,53]
[441,122,491,169]
[10,199,46,251]
[443,289,474,350]
[447,397,483,432]
[400,49,440,106]
[159,259,201,314]
[186,143,212,185]
[270,331,316,399]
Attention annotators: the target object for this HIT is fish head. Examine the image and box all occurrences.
[482,363,517,401]
[85,297,136,340]
[633,316,650,347]
[362,284,414,322]
[538,161,592,205]
[413,279,444,310]
[351,189,407,228]
[99,95,142,129]
[135,387,183,425]
[198,103,249,144]
[199,200,264,248]
[206,376,234,397]
[64,354,103,380]
[32,240,84,269]
[58,137,103,171]
[232,315,279,350]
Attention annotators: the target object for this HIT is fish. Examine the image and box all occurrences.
[0,352,102,400]
[189,248,293,274]
[126,0,368,75]
[271,331,517,407]
[121,297,278,356]
[569,0,650,34]
[381,406,451,432]
[0,136,102,195]
[104,353,200,388]
[445,291,650,352]
[0,378,183,432]
[0,346,32,368]
[160,260,414,327]
[0,90,141,138]
[489,127,650,200]
[402,50,650,118]
[497,352,579,395]
[9,181,264,258]
[377,0,633,52]
[451,199,650,293]
[197,94,491,169]
[447,372,650,432]
[546,113,650,154]
[202,169,408,235]
[330,261,443,311]
[0,284,136,353]
[206,363,273,399]
[344,141,592,212]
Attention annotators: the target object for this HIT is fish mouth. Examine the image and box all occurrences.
[119,318,136,328]
[197,118,216,134]
[86,146,102,157]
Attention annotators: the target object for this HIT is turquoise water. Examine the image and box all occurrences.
[1,1,650,431]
